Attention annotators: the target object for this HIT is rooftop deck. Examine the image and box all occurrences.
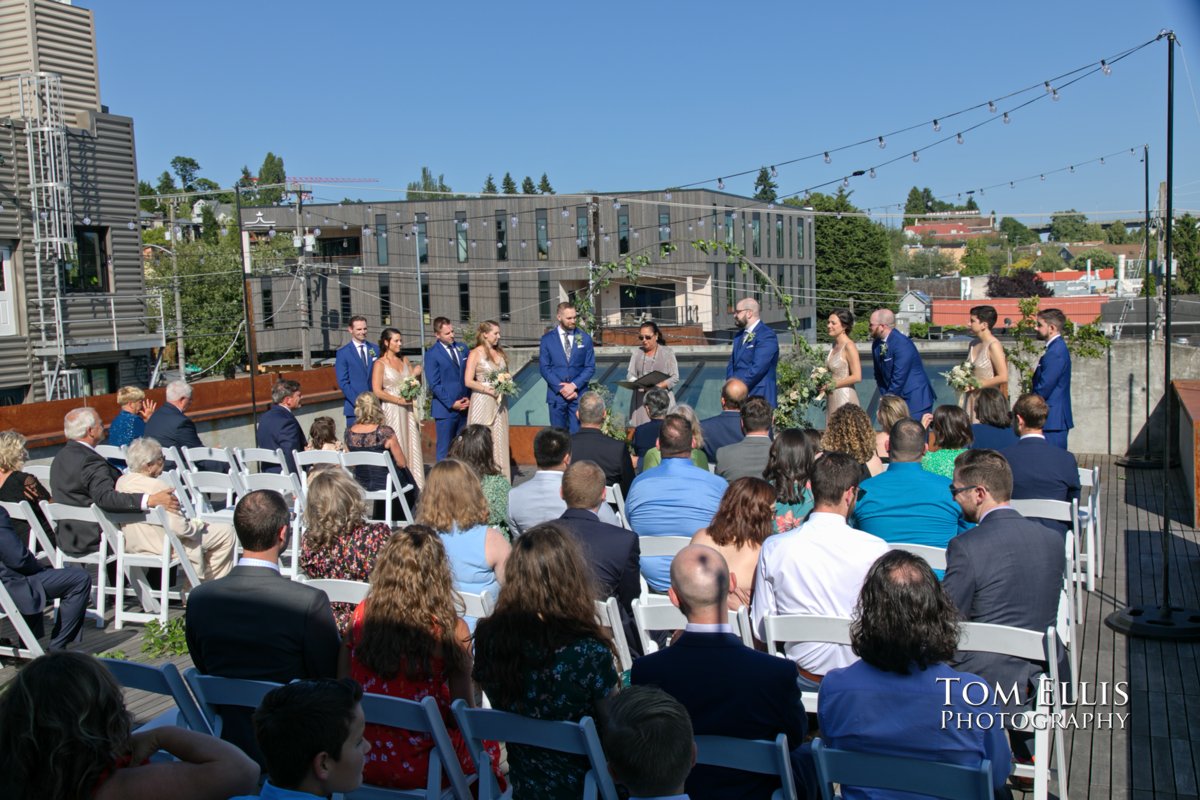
[2,455,1196,799]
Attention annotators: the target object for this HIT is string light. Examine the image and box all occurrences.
[912,151,919,163]
[770,165,778,178]
[1051,89,1060,101]
[1003,112,1011,124]
[823,152,831,164]
[1101,59,1111,75]
[842,177,850,188]
[956,133,964,145]
[988,100,996,113]
[717,178,725,190]
[868,168,876,178]
[1100,157,1105,165]
[127,220,135,230]
[932,119,941,132]
[664,192,672,200]
[314,227,322,235]
[877,136,886,149]
[1044,80,1053,94]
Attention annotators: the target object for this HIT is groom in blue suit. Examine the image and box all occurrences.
[869,308,935,421]
[425,316,471,461]
[539,302,595,434]
[726,298,779,406]
[334,315,377,426]
[1032,308,1073,449]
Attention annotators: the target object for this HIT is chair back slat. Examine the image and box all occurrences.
[183,669,282,737]
[695,733,797,800]
[888,543,947,571]
[811,739,992,800]
[458,589,495,619]
[637,535,691,558]
[102,659,212,734]
[305,578,370,606]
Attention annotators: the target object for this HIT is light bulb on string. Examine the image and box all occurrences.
[613,200,621,210]
[664,192,672,200]
[770,165,778,178]
[842,177,849,188]
[632,230,639,239]
[1040,174,1045,181]
[1051,89,1060,101]
[912,151,919,163]
[127,220,135,230]
[342,223,348,230]
[603,234,610,242]
[1044,81,1053,94]
[470,240,476,248]
[877,136,885,149]
[1100,157,1106,165]
[366,206,372,214]
[1069,165,1075,173]
[823,152,831,164]
[314,228,322,235]
[717,177,725,190]
[82,216,91,225]
[868,168,876,179]
[1101,59,1111,75]
[520,240,527,248]
[956,133,964,145]
[1009,182,1015,189]
[1003,112,1011,124]
[511,215,518,225]
[462,221,469,229]
[697,218,705,227]
[988,100,996,113]
[363,226,372,236]
[932,119,941,132]
[268,229,276,239]
[561,208,569,218]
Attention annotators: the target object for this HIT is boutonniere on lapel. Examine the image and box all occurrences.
[879,342,888,358]
[743,330,756,345]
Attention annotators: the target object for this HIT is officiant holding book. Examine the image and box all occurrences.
[625,322,680,426]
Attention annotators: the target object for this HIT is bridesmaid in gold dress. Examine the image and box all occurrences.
[464,320,511,480]
[824,309,862,428]
[372,327,425,490]
[962,305,1009,419]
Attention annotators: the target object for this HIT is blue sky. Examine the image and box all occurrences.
[89,0,1200,227]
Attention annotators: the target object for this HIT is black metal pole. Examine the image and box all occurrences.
[1145,144,1151,426]
[1160,31,1175,612]
[234,186,259,428]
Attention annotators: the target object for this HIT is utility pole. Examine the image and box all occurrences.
[234,186,261,425]
[294,187,311,369]
[168,202,185,379]
[590,196,602,342]
[414,215,427,352]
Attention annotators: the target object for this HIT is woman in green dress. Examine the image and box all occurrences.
[921,405,974,479]
[448,424,511,538]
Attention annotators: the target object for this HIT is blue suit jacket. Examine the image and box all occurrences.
[1032,337,1073,432]
[256,404,306,474]
[871,330,935,417]
[700,410,745,462]
[144,403,204,452]
[539,328,595,404]
[425,341,470,420]
[335,341,379,417]
[1001,436,1080,534]
[0,506,50,614]
[632,631,806,800]
[726,324,779,407]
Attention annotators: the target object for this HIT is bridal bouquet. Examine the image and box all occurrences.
[810,365,836,396]
[942,360,981,392]
[487,368,517,399]
[397,375,422,401]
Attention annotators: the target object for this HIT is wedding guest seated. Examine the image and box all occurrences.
[473,523,619,798]
[823,404,884,479]
[256,379,306,474]
[715,396,773,482]
[632,545,806,800]
[602,686,696,800]
[570,392,634,496]
[817,550,1013,799]
[921,405,973,479]
[700,378,749,464]
[851,419,968,557]
[0,430,52,544]
[804,428,824,459]
[873,394,909,465]
[641,403,709,473]
[691,478,776,609]
[233,679,369,800]
[338,526,503,791]
[449,424,513,538]
[970,388,1018,450]
[626,414,728,593]
[765,429,815,533]
[506,427,620,536]
[1000,393,1080,535]
[116,437,236,586]
[108,385,156,451]
[631,388,671,468]
[345,392,416,516]
[299,468,392,633]
[144,380,222,472]
[307,416,346,453]
[0,651,258,800]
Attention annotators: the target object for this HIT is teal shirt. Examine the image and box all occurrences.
[851,461,970,555]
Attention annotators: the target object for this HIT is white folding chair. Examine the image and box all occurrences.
[304,578,370,606]
[637,535,691,602]
[457,589,496,620]
[294,449,344,471]
[594,597,632,672]
[41,501,115,627]
[341,451,415,526]
[696,733,798,800]
[0,500,56,563]
[96,506,202,630]
[761,614,853,713]
[234,447,291,478]
[241,472,305,577]
[957,623,1067,800]
[24,464,50,484]
[887,542,947,571]
[160,446,185,472]
[631,598,752,655]
[0,574,45,666]
[1076,465,1102,589]
[182,446,237,473]
[182,470,245,517]
[95,444,128,466]
[604,484,630,530]
[1010,498,1082,611]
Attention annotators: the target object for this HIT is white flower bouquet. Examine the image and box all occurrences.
[487,369,517,399]
[397,375,422,401]
[941,360,981,392]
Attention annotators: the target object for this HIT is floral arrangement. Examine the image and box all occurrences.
[487,368,517,399]
[810,366,836,397]
[942,360,981,393]
[397,375,422,401]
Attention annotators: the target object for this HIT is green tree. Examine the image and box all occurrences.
[198,204,220,245]
[964,196,979,211]
[903,186,926,226]
[1175,213,1200,292]
[501,172,518,194]
[906,249,956,277]
[406,166,453,201]
[482,174,498,194]
[960,238,991,275]
[999,216,1039,246]
[537,173,555,194]
[1142,272,1157,297]
[753,167,778,203]
[1049,210,1103,243]
[1072,247,1117,272]
[170,156,201,191]
[521,176,537,194]
[256,152,286,205]
[1106,222,1129,244]
[1032,252,1067,272]
[234,165,258,204]
[155,171,177,197]
[138,180,159,213]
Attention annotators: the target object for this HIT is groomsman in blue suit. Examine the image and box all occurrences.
[869,308,935,421]
[425,316,471,461]
[726,298,779,407]
[539,301,595,433]
[1032,308,1074,450]
[334,315,377,426]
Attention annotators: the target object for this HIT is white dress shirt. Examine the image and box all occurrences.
[751,511,889,674]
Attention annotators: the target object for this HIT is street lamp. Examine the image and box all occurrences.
[142,242,186,380]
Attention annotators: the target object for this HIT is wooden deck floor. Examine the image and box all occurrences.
[3,455,1197,799]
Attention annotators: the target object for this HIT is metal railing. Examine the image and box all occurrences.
[30,291,167,353]
[614,305,700,325]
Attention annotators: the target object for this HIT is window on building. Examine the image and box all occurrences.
[658,206,670,243]
[456,211,468,264]
[777,265,786,307]
[420,272,430,324]
[726,262,736,310]
[751,213,761,258]
[498,270,511,320]
[340,284,352,320]
[725,211,734,247]
[618,210,630,255]
[379,275,392,326]
[69,226,110,292]
[788,216,793,259]
[495,211,508,261]
[776,215,784,258]
[799,264,808,301]
[536,209,549,260]
[81,364,116,396]
[375,214,388,266]
[538,270,552,320]
[458,270,470,321]
[416,213,428,264]
[797,218,806,259]
[262,285,274,329]
[576,207,589,258]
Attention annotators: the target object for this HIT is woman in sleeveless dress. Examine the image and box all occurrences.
[464,320,511,480]
[824,309,862,429]
[372,327,425,490]
[961,304,1009,420]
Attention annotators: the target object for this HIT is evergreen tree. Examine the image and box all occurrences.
[999,216,1039,247]
[959,238,991,275]
[903,187,926,226]
[538,173,555,194]
[1106,222,1129,244]
[155,171,177,197]
[752,167,778,203]
[482,174,498,194]
[199,203,220,244]
[170,156,201,191]
[235,165,258,204]
[257,152,286,205]
[521,176,538,194]
[406,166,453,201]
[501,172,518,194]
[138,180,159,213]
[1175,213,1200,293]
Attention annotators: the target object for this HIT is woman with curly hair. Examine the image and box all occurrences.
[473,523,619,800]
[691,477,777,608]
[448,424,511,537]
[0,651,257,800]
[339,526,503,791]
[300,468,392,632]
[818,550,1012,797]
[763,429,815,532]
[921,405,974,479]
[822,404,884,479]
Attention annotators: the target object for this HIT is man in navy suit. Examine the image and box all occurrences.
[699,378,747,464]
[869,308,935,421]
[1032,308,1073,449]
[334,315,377,426]
[425,316,471,462]
[0,505,91,650]
[256,379,306,474]
[726,298,778,407]
[632,544,807,800]
[1001,393,1080,535]
[539,301,594,433]
[144,379,224,471]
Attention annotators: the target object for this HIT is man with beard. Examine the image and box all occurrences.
[539,302,595,433]
[726,298,779,407]
[869,308,935,422]
[1031,308,1073,450]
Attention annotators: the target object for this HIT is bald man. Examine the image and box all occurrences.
[869,308,935,420]
[726,297,779,406]
[632,545,806,800]
[700,378,748,463]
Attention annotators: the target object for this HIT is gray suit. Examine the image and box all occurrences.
[506,470,620,537]
[715,435,773,482]
[941,507,1065,713]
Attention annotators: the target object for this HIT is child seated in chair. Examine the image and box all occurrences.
[602,685,696,800]
[231,678,370,800]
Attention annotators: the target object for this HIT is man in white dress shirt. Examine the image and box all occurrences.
[506,427,620,536]
[751,451,889,690]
